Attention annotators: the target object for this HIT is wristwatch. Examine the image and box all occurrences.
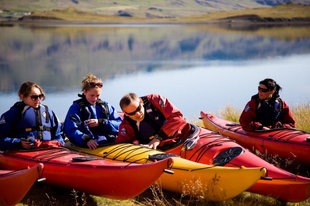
[154,134,162,141]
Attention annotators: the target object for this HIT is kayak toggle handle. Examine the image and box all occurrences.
[37,177,46,182]
[260,176,272,180]
[163,169,174,175]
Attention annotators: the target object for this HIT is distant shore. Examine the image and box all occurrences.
[1,3,310,26]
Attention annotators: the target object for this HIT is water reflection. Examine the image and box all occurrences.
[0,24,309,120]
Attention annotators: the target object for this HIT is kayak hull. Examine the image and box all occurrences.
[0,163,43,206]
[201,112,310,165]
[0,147,171,200]
[66,142,266,201]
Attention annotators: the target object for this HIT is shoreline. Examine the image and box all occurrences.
[1,17,310,27]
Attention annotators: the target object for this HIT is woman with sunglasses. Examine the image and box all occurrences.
[63,74,122,149]
[0,81,64,150]
[116,93,190,149]
[239,78,295,131]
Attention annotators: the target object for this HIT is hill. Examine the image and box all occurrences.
[0,0,309,19]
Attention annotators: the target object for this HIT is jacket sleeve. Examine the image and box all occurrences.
[50,110,65,145]
[99,103,122,135]
[115,120,136,143]
[63,103,89,146]
[0,107,22,150]
[239,99,263,131]
[148,94,188,139]
[279,99,295,128]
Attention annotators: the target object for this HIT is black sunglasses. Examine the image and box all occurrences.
[30,94,44,100]
[258,86,269,93]
[125,103,142,116]
[89,82,103,88]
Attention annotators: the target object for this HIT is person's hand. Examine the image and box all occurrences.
[262,126,271,130]
[85,119,99,127]
[87,139,98,149]
[21,140,34,149]
[141,138,160,149]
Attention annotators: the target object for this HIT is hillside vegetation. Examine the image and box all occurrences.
[1,0,310,22]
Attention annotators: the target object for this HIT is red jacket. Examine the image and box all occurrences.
[116,94,190,147]
[239,95,295,131]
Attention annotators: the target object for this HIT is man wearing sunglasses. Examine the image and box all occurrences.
[239,78,295,131]
[115,93,191,149]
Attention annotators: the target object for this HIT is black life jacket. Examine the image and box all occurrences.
[13,101,52,140]
[253,94,283,127]
[74,94,110,122]
[124,96,167,144]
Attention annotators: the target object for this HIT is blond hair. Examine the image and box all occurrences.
[81,74,103,91]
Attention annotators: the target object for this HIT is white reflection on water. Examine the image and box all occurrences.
[0,54,309,121]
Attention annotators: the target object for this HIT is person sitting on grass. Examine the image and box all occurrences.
[0,81,64,150]
[64,74,122,149]
[239,78,295,131]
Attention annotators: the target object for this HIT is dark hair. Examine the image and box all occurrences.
[119,93,139,110]
[18,81,45,100]
[259,78,282,97]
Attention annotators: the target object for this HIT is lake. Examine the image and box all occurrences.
[0,23,310,121]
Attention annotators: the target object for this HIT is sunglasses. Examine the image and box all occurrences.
[89,82,103,88]
[258,86,270,93]
[125,103,142,116]
[30,94,44,100]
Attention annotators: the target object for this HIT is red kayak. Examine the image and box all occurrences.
[0,164,43,206]
[201,111,310,165]
[161,115,310,202]
[0,147,172,200]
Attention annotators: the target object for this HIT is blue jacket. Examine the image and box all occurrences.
[63,97,122,147]
[0,102,64,150]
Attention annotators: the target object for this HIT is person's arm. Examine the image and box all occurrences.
[63,103,92,147]
[0,107,23,150]
[279,100,295,128]
[239,99,264,131]
[115,121,136,143]
[50,110,65,146]
[148,94,188,139]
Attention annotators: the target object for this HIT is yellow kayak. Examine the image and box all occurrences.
[66,142,266,201]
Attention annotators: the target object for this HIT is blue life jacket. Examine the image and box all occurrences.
[124,96,167,144]
[0,101,64,150]
[67,95,119,146]
[12,102,54,141]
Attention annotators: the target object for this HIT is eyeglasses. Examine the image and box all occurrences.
[89,82,103,88]
[125,103,142,116]
[258,86,269,93]
[30,94,44,100]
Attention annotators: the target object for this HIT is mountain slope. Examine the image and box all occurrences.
[0,0,309,18]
